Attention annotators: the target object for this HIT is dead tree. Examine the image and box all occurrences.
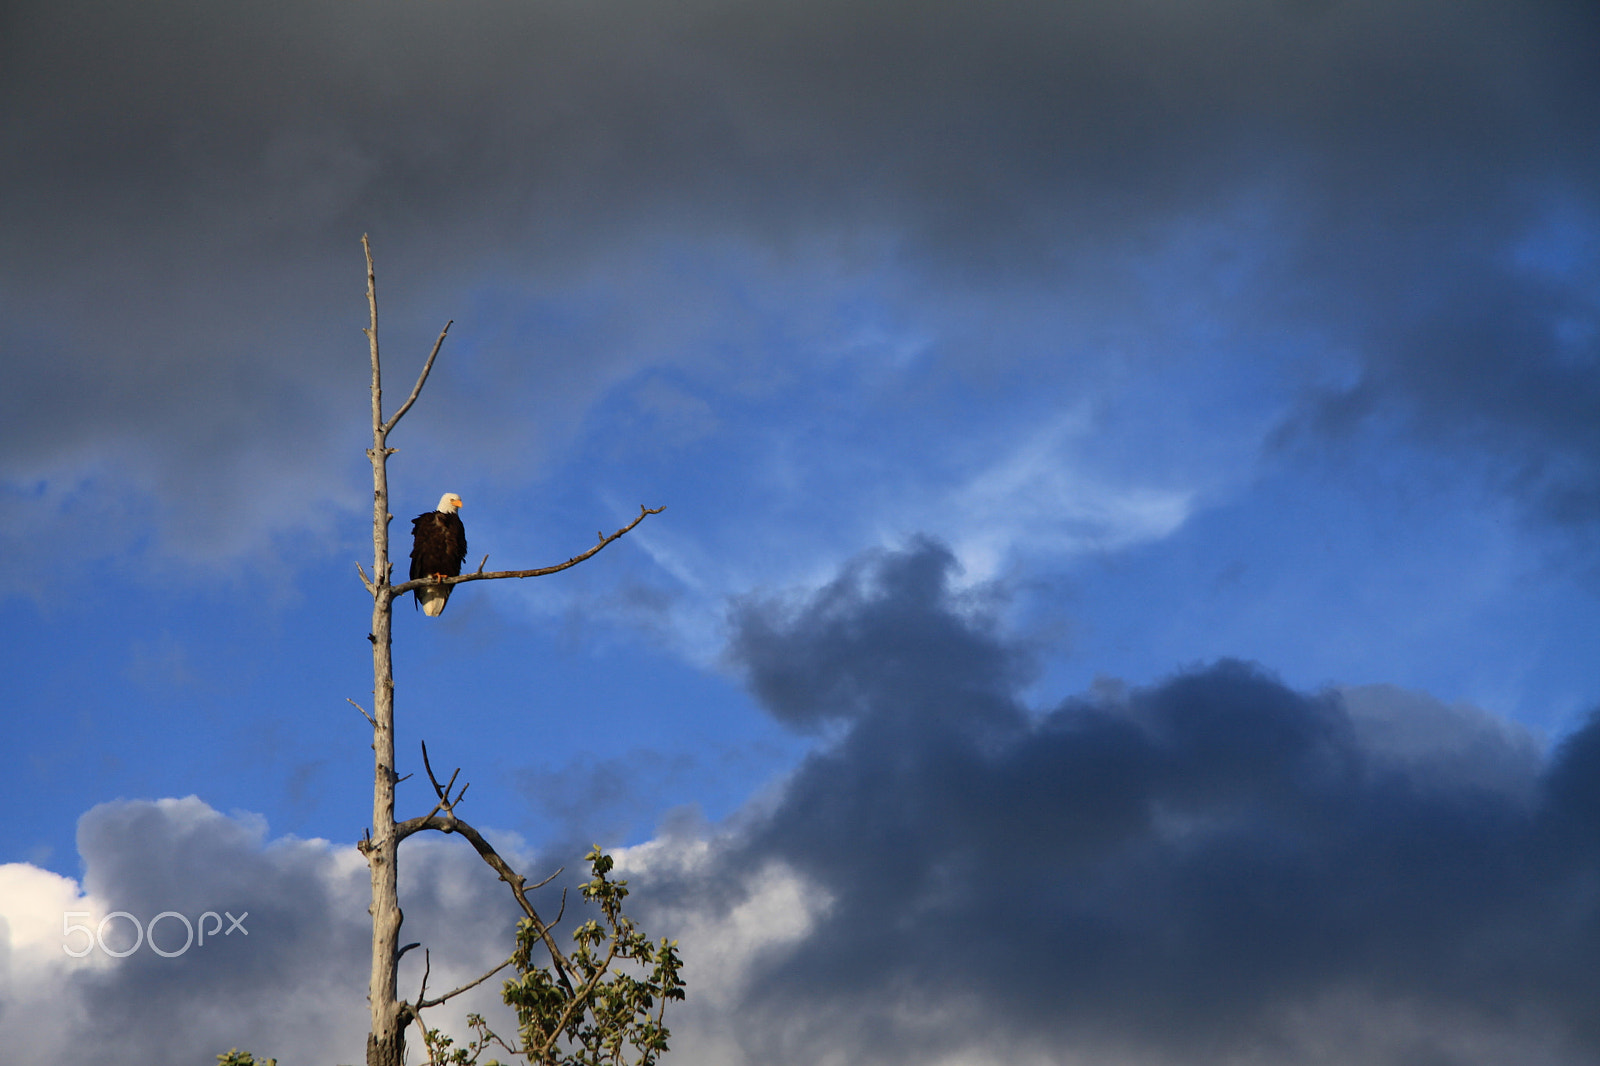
[350,237,680,1066]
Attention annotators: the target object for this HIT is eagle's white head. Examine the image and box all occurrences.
[437,493,463,513]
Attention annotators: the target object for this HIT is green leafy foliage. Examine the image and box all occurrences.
[418,1015,499,1066]
[415,846,685,1066]
[217,1051,277,1066]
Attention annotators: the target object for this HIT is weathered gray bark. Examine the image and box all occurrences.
[360,234,421,1066]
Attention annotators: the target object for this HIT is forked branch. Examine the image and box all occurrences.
[418,740,468,820]
[395,809,575,993]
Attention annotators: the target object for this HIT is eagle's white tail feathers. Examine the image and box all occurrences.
[420,588,450,616]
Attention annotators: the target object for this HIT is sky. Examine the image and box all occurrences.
[1,0,1599,1063]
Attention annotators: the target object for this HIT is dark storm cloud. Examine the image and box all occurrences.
[1271,196,1600,542]
[3,0,1597,563]
[704,540,1600,1063]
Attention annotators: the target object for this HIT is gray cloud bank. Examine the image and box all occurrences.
[2,0,1596,566]
[692,538,1600,1064]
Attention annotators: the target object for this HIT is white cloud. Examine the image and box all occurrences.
[0,863,107,1063]
[943,414,1197,580]
[616,836,828,1009]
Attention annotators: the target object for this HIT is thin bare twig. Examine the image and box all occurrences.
[530,868,566,892]
[404,951,433,1063]
[416,953,517,1011]
[383,321,453,435]
[551,887,567,927]
[348,698,377,727]
[390,505,663,598]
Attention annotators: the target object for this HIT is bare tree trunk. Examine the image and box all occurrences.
[362,236,407,1066]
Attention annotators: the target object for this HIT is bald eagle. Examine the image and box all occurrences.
[410,493,467,616]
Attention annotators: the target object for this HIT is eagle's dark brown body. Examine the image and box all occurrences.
[410,501,467,616]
